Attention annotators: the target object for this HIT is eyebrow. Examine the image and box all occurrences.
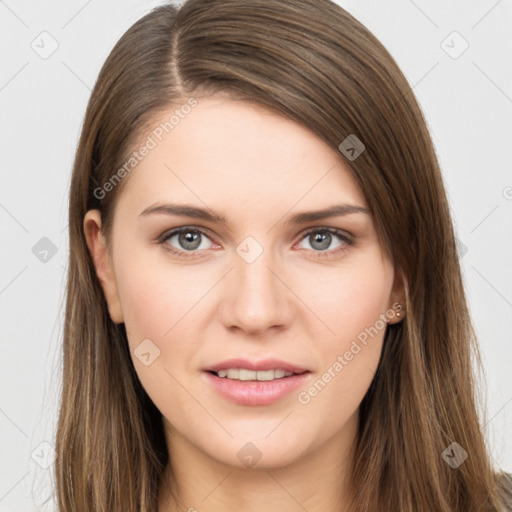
[139,202,370,224]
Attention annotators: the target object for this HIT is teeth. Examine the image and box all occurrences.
[216,369,295,380]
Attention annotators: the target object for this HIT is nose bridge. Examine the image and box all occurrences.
[222,234,290,332]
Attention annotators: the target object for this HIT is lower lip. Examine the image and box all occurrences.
[203,371,311,406]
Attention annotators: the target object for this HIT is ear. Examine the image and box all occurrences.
[387,267,407,325]
[83,210,124,324]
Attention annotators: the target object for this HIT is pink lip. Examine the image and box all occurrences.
[203,358,309,374]
[202,370,311,406]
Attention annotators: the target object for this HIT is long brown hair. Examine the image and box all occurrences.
[56,0,512,510]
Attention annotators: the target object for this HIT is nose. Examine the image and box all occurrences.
[220,243,293,335]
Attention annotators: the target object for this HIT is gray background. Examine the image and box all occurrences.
[1,0,511,510]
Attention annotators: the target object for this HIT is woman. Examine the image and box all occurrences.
[56,0,512,510]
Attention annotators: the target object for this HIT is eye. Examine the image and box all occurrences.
[295,227,353,258]
[157,226,354,260]
[157,227,217,259]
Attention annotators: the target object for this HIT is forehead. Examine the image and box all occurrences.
[116,97,367,218]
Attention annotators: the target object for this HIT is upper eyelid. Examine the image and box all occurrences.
[300,226,353,239]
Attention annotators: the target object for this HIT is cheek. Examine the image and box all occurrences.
[115,260,206,417]
[115,245,205,343]
[292,258,392,416]
[294,256,393,343]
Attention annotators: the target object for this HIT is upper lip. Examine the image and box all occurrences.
[203,358,310,374]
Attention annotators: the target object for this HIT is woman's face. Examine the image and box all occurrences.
[85,96,404,470]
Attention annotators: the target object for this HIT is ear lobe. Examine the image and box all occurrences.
[83,210,124,324]
[388,268,407,324]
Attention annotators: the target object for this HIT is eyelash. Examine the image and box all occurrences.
[156,226,354,260]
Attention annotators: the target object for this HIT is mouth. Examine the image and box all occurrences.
[202,357,310,376]
[204,368,309,381]
[202,365,312,406]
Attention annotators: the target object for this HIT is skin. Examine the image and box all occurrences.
[84,96,405,512]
